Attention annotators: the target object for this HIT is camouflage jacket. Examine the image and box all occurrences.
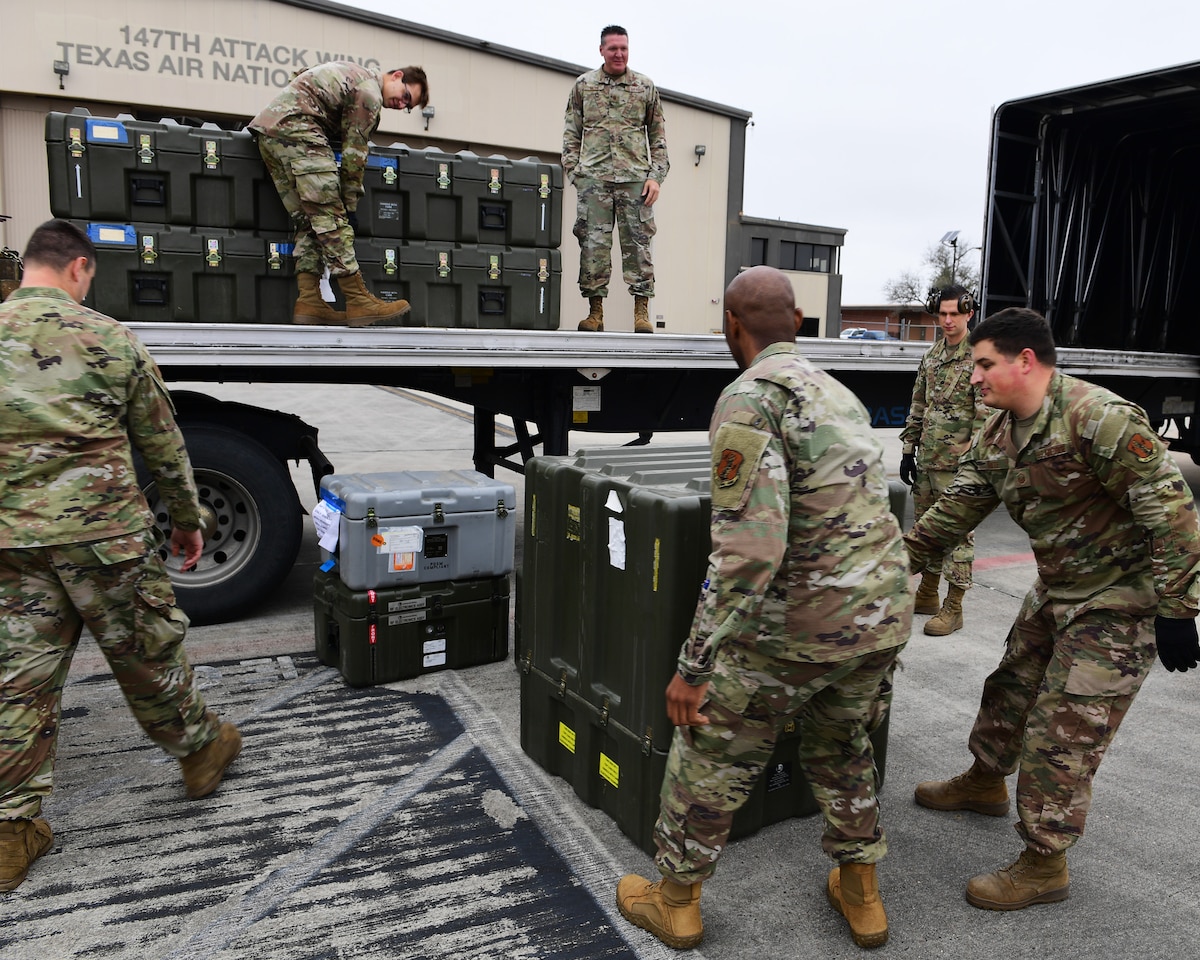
[678,342,912,683]
[562,68,670,185]
[249,61,383,212]
[899,334,989,469]
[0,286,200,548]
[905,372,1200,621]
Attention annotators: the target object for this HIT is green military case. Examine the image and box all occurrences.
[313,569,510,687]
[339,238,560,329]
[518,661,586,787]
[518,445,902,854]
[80,221,294,323]
[46,110,289,232]
[357,144,563,247]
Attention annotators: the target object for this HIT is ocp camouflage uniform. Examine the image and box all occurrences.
[655,342,912,884]
[899,334,989,588]
[0,286,217,820]
[250,62,384,277]
[905,372,1200,854]
[562,67,669,297]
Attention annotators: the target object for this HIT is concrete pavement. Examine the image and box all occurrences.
[11,381,1200,960]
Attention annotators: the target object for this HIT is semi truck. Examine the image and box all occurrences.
[20,59,1200,624]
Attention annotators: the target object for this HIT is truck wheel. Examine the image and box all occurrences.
[141,425,303,625]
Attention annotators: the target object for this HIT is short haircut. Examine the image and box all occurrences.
[23,219,95,271]
[970,307,1057,366]
[390,65,430,109]
[601,25,628,43]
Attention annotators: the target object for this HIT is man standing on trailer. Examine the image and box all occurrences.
[563,25,669,334]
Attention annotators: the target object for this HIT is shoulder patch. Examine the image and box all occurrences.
[710,422,771,512]
[1126,432,1158,463]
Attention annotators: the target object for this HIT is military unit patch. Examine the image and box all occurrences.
[1126,432,1157,462]
[715,448,744,488]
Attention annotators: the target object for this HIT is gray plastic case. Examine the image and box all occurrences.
[320,470,516,590]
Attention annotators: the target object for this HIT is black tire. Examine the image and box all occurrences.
[141,425,303,625]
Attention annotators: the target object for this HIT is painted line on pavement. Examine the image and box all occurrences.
[974,552,1035,571]
[161,731,475,959]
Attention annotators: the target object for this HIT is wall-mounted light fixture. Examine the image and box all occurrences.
[53,60,70,90]
[694,144,707,166]
[421,105,435,131]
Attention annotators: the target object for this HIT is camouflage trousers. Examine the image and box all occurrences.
[257,135,360,277]
[967,593,1155,854]
[653,644,904,884]
[0,530,217,820]
[572,178,656,298]
[912,466,974,588]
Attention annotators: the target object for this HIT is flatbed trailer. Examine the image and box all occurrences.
[127,322,1198,624]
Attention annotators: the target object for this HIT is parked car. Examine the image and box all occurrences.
[840,328,899,340]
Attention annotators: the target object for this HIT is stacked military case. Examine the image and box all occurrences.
[331,144,562,328]
[517,446,900,856]
[314,470,516,686]
[45,109,564,328]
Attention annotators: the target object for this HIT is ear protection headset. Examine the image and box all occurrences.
[926,289,977,316]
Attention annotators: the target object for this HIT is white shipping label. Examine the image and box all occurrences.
[423,638,447,654]
[423,651,448,668]
[377,526,424,554]
[572,385,601,411]
[608,516,626,570]
[312,500,340,552]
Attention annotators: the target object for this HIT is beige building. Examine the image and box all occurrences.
[0,0,842,334]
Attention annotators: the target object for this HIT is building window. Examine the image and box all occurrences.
[778,242,833,274]
[750,237,768,266]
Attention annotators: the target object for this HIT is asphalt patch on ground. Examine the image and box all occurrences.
[2,656,674,960]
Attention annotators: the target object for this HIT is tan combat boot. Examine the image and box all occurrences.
[335,271,412,326]
[924,583,966,636]
[914,760,1010,816]
[578,296,604,331]
[0,818,54,892]
[616,875,703,949]
[292,272,348,325]
[827,862,888,949]
[180,718,243,800]
[633,295,654,333]
[966,848,1069,910]
[913,572,941,615]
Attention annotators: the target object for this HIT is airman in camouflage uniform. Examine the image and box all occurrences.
[616,267,912,950]
[562,25,669,333]
[250,62,429,326]
[0,221,242,893]
[900,285,989,635]
[906,307,1200,912]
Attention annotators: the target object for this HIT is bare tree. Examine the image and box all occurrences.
[885,239,981,304]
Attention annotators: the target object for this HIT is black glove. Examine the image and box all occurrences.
[1155,616,1200,673]
[347,210,359,231]
[900,453,917,486]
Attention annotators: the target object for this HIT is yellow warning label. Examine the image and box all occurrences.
[653,538,661,592]
[566,504,581,542]
[599,752,620,788]
[558,722,576,754]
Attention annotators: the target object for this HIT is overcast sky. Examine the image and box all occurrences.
[346,0,1197,303]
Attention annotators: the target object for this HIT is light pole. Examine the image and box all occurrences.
[940,230,961,284]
